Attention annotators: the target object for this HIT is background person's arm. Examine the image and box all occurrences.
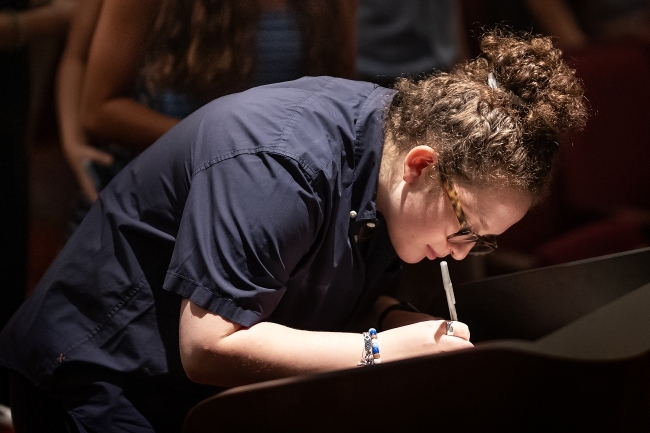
[525,0,588,50]
[80,0,179,150]
[179,299,472,388]
[56,0,112,201]
[0,0,77,51]
[337,0,357,78]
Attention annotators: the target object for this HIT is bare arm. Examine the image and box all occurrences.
[179,298,472,388]
[337,0,357,78]
[525,0,588,50]
[0,0,77,51]
[80,0,179,150]
[56,0,113,201]
[454,3,471,65]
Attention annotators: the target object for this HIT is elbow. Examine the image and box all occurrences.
[80,92,108,138]
[180,339,214,385]
[178,300,244,386]
[180,335,239,386]
[82,105,102,138]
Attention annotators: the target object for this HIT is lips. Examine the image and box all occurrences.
[426,245,438,260]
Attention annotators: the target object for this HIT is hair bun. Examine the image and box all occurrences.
[478,30,587,135]
[386,29,588,199]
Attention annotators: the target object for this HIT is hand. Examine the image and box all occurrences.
[379,319,473,362]
[62,137,113,201]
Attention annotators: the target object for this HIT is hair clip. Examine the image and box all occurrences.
[487,72,499,90]
[488,72,524,107]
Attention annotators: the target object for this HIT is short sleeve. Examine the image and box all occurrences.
[163,151,322,327]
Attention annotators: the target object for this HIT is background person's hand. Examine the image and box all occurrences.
[62,137,113,201]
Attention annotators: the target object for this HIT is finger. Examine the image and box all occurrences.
[83,146,114,166]
[437,320,470,342]
[439,334,474,351]
[73,164,99,202]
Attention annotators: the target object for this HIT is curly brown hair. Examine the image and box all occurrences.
[141,0,354,104]
[385,30,588,202]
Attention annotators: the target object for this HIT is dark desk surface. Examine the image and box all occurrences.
[428,247,650,342]
[184,248,650,432]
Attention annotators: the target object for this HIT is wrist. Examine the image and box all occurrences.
[357,328,381,366]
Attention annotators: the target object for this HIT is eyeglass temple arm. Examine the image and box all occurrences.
[441,176,470,226]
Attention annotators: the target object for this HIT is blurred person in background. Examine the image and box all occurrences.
[0,0,77,416]
[356,0,469,87]
[56,0,109,205]
[526,0,650,50]
[58,0,355,234]
[477,0,650,51]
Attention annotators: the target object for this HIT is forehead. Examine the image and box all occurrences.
[453,182,532,235]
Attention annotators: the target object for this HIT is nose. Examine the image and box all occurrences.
[450,242,474,260]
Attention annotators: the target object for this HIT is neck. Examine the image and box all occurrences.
[375,135,400,216]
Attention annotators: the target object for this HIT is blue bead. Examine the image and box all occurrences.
[369,328,377,336]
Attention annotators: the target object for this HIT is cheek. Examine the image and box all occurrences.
[386,222,425,263]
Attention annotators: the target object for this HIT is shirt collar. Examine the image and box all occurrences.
[350,86,397,225]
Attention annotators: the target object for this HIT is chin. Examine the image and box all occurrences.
[395,248,425,264]
[402,257,422,264]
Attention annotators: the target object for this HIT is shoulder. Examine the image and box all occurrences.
[200,77,380,123]
[186,77,386,167]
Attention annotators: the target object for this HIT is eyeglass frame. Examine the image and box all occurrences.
[439,172,498,255]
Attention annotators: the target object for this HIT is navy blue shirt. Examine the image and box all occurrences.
[0,77,400,391]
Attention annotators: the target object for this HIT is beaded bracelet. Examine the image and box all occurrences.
[357,328,380,366]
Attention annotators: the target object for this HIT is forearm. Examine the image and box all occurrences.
[83,97,179,150]
[525,0,587,49]
[57,56,87,147]
[80,0,172,150]
[180,299,364,387]
[180,298,470,389]
[57,0,102,148]
[20,3,73,38]
[337,0,357,78]
[185,320,364,388]
[1,1,76,50]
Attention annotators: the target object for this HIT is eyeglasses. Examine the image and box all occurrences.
[440,173,498,255]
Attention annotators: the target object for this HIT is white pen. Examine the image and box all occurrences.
[440,261,458,321]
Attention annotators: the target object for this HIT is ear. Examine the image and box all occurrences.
[403,146,438,184]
